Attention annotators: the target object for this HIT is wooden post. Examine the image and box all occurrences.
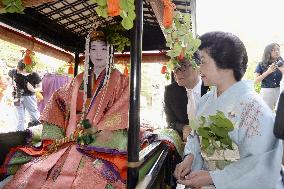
[127,0,143,187]
[74,52,79,77]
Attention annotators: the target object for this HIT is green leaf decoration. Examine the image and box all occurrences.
[119,0,135,30]
[96,0,107,6]
[201,137,210,149]
[95,6,108,18]
[190,111,235,158]
[188,118,200,130]
[100,24,130,52]
[164,10,201,79]
[90,0,135,30]
[121,16,133,30]
[78,133,94,145]
[165,71,171,80]
[81,119,92,129]
[197,127,210,138]
[209,111,234,131]
[1,0,25,14]
[210,125,227,137]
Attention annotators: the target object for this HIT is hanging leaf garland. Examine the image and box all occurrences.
[21,49,36,73]
[100,24,130,52]
[107,0,120,16]
[164,0,201,78]
[1,0,25,13]
[162,0,174,28]
[90,0,135,30]
[119,0,135,30]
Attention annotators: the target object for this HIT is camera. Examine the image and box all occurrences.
[12,88,24,98]
[274,59,284,67]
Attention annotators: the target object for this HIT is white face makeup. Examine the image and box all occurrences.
[89,40,108,69]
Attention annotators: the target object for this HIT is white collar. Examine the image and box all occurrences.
[94,67,105,79]
[186,78,202,95]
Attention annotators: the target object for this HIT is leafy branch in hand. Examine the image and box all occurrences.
[189,111,235,157]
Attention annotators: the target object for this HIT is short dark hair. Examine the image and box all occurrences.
[17,60,26,71]
[198,31,248,81]
[193,50,201,64]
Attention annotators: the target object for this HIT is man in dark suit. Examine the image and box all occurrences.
[164,52,208,140]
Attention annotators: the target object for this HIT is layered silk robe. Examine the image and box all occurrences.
[184,81,283,189]
[3,69,129,189]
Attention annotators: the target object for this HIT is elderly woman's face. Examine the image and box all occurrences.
[199,50,220,86]
[90,41,108,68]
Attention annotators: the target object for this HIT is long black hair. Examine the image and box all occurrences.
[261,43,282,67]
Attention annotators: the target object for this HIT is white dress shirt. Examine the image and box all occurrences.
[186,78,202,121]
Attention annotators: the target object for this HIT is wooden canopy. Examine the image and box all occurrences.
[0,1,196,188]
[0,0,193,63]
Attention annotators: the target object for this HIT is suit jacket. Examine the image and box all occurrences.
[164,82,209,137]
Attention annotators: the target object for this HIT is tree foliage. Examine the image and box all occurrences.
[0,39,22,67]
[0,39,57,73]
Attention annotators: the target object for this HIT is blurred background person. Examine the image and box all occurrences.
[255,43,284,110]
[0,73,7,102]
[8,60,42,131]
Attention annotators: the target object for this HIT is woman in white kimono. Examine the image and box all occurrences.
[174,31,284,189]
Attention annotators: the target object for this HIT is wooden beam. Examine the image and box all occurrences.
[77,53,169,65]
[0,24,169,64]
[115,53,169,64]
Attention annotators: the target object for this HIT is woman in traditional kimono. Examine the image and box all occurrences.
[1,29,129,188]
[174,31,283,189]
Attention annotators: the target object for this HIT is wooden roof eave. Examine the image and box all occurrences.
[0,23,75,63]
[1,22,169,64]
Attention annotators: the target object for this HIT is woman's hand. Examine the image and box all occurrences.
[182,125,192,141]
[174,154,194,180]
[266,63,278,74]
[177,170,213,188]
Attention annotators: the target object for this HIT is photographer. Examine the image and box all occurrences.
[8,60,42,131]
[254,43,284,110]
